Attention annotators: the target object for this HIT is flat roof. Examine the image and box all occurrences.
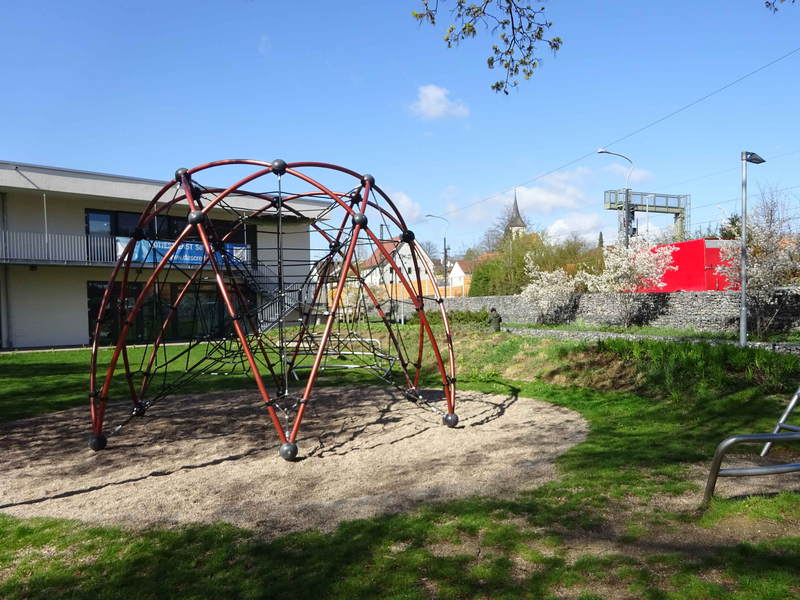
[0,159,168,186]
[0,159,332,217]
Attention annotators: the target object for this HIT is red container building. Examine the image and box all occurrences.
[640,239,733,292]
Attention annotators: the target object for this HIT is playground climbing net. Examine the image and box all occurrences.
[88,160,458,460]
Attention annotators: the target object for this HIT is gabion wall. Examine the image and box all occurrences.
[425,290,800,333]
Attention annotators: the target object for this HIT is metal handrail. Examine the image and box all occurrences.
[703,431,800,504]
[257,282,307,332]
[762,385,800,456]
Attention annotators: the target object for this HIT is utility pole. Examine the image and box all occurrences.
[443,239,448,298]
[425,214,450,299]
[625,188,630,247]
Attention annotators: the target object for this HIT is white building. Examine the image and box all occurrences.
[448,260,475,288]
[0,161,326,349]
[361,236,436,288]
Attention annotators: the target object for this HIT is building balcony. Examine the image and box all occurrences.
[0,230,117,266]
[0,230,253,268]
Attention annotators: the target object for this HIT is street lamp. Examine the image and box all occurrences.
[425,214,450,298]
[598,149,634,248]
[740,151,766,348]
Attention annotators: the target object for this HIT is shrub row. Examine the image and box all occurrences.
[411,308,489,326]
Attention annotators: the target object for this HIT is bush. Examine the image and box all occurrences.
[410,308,489,326]
[596,338,800,399]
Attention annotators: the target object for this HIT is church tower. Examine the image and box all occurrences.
[506,192,526,239]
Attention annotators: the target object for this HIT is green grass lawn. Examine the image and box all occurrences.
[0,329,407,422]
[2,330,800,599]
[0,345,260,422]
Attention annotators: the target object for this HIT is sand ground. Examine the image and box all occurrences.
[0,386,588,538]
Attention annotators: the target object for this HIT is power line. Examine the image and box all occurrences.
[598,47,800,149]
[691,183,800,212]
[515,148,800,223]
[414,149,596,223]
[652,149,800,192]
[419,45,800,224]
[449,147,800,233]
[499,147,800,225]
[539,210,800,245]
[447,182,800,242]
[542,184,800,237]
[691,212,800,229]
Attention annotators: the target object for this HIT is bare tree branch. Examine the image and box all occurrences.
[419,239,441,259]
[766,0,795,13]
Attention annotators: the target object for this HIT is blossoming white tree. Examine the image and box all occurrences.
[520,262,578,323]
[579,239,679,327]
[715,185,800,337]
[521,239,677,327]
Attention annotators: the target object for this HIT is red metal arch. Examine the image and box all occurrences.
[88,160,458,459]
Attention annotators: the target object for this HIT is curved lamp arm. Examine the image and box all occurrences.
[598,148,634,190]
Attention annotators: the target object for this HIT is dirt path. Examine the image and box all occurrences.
[0,386,588,538]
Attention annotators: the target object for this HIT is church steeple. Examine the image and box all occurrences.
[506,191,526,238]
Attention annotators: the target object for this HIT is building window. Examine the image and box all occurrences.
[116,211,143,238]
[87,281,256,346]
[84,209,251,246]
[87,211,112,236]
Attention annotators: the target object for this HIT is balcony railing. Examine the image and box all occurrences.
[0,229,259,272]
[0,230,117,264]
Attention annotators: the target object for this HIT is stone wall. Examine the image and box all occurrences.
[427,290,800,333]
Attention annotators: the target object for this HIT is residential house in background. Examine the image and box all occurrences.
[447,260,474,297]
[361,235,436,289]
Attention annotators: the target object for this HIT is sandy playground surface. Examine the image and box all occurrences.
[0,386,588,538]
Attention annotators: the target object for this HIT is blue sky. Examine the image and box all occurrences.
[2,0,799,253]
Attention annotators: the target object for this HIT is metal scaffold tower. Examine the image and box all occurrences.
[604,190,691,243]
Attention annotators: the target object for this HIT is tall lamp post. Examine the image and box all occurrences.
[740,151,766,348]
[598,149,634,248]
[426,214,450,298]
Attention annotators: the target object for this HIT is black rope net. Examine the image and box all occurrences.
[88,160,458,459]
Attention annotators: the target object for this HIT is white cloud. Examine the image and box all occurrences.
[451,199,489,223]
[546,212,611,242]
[464,204,488,223]
[442,184,459,203]
[438,185,488,223]
[390,190,423,222]
[409,85,469,121]
[258,35,271,56]
[441,163,660,230]
[500,167,593,216]
[601,163,653,184]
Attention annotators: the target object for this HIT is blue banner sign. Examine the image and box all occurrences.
[115,237,249,266]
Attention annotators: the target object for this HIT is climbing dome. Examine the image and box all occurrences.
[88,160,457,459]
